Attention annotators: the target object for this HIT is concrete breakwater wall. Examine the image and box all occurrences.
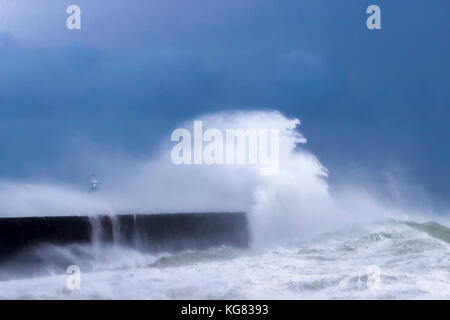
[0,212,249,262]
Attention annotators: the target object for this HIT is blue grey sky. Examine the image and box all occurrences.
[0,1,449,207]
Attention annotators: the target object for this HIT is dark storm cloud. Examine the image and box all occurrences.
[0,1,449,206]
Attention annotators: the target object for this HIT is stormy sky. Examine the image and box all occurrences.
[0,1,449,208]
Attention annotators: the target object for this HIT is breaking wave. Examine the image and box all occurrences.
[0,110,449,298]
[0,219,449,299]
[0,110,404,244]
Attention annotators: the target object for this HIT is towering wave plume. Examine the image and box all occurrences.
[0,110,395,245]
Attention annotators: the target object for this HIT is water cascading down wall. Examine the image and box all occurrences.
[0,212,249,269]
